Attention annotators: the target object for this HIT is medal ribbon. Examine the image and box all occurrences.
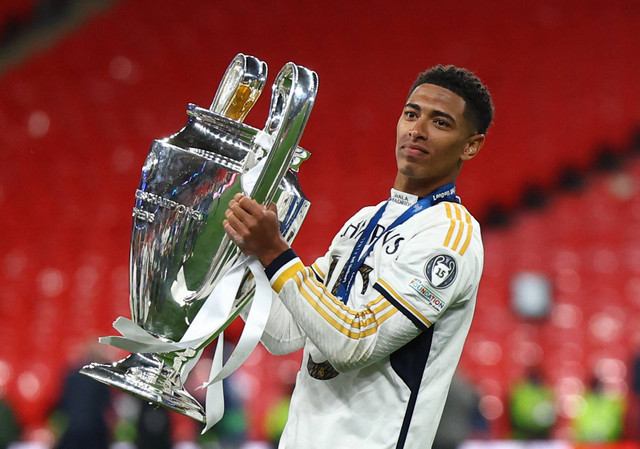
[335,182,458,304]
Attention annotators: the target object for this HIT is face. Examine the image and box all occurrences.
[394,83,484,196]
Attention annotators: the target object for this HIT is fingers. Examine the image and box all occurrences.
[225,194,279,236]
[225,195,251,244]
[233,193,260,211]
[224,194,285,261]
[224,194,266,243]
[224,207,245,232]
[230,194,277,220]
[229,194,257,217]
[222,219,243,246]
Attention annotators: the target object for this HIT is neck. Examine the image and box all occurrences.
[393,174,457,198]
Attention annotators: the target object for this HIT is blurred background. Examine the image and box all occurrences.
[1,0,639,448]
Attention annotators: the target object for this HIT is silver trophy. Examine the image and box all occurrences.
[80,54,318,422]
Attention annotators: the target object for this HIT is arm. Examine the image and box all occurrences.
[256,246,339,355]
[265,249,422,372]
[223,194,422,371]
[253,292,307,355]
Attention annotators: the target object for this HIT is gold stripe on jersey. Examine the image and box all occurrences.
[272,261,398,338]
[311,262,325,280]
[444,202,474,255]
[297,275,395,338]
[378,278,433,327]
[304,274,391,326]
[451,204,465,250]
[272,260,306,293]
[300,272,396,336]
[444,203,457,247]
[459,211,473,255]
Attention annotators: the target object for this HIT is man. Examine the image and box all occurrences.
[223,65,494,449]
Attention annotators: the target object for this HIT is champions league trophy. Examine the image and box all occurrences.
[80,54,318,425]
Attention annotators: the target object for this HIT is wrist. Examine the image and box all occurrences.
[258,238,291,268]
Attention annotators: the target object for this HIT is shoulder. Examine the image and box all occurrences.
[438,202,481,253]
[426,201,479,226]
[405,201,482,258]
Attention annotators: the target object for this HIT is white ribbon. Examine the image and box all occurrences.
[199,257,272,433]
[100,143,277,431]
[100,258,248,354]
[100,257,272,431]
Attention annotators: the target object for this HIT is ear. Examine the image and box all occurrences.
[461,134,485,162]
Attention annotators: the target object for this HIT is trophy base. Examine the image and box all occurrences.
[80,352,206,423]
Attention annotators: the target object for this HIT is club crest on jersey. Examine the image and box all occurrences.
[425,254,457,289]
[409,279,446,312]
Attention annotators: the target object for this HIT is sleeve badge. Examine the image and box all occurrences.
[409,278,446,312]
[425,254,457,289]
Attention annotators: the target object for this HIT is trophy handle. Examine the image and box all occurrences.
[251,63,319,204]
[210,53,268,122]
[185,63,317,307]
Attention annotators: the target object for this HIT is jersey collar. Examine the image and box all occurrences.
[389,188,419,206]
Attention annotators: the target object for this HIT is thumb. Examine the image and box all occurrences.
[266,202,278,214]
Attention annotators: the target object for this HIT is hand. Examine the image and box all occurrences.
[223,193,291,267]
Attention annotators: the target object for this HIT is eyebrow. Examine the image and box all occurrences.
[404,103,457,124]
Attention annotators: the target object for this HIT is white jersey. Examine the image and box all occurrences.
[259,188,484,449]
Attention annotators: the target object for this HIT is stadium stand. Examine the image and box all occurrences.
[0,0,639,445]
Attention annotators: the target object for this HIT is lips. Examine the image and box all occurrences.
[401,144,429,156]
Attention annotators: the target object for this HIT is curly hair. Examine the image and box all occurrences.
[409,65,494,135]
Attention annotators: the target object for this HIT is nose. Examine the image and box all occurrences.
[408,119,427,140]
[409,127,426,140]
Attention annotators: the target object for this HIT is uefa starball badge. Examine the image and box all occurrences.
[425,254,457,289]
[80,54,318,428]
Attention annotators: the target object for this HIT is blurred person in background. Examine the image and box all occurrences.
[135,402,173,449]
[264,395,290,448]
[52,343,113,449]
[223,65,493,449]
[188,344,248,448]
[508,366,556,440]
[264,376,297,447]
[0,395,20,449]
[197,376,247,448]
[433,372,486,449]
[571,374,625,442]
[629,350,640,440]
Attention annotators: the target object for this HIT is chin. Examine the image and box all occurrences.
[398,163,425,179]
